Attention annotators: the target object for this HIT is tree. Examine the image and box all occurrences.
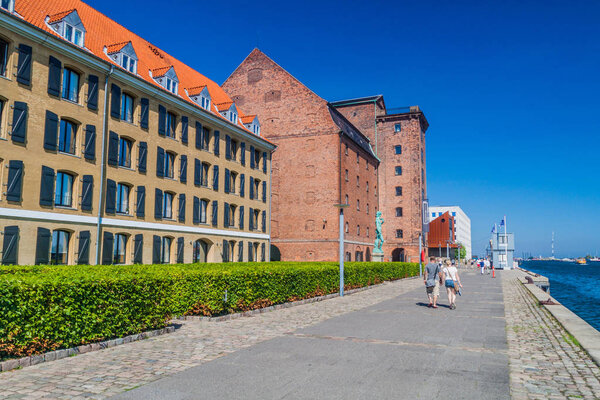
[456,242,467,260]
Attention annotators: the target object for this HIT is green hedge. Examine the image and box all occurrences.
[0,261,418,360]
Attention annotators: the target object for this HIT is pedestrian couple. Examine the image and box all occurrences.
[424,257,463,309]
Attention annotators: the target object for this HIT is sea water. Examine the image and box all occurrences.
[521,260,600,332]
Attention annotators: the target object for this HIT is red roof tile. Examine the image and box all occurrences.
[241,115,256,124]
[186,85,207,97]
[105,41,129,54]
[47,9,75,24]
[150,66,172,78]
[215,101,234,112]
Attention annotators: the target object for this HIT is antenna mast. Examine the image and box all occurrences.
[552,231,555,259]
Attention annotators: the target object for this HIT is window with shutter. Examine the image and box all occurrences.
[154,188,163,219]
[16,44,32,85]
[47,56,62,96]
[84,125,96,160]
[87,75,99,110]
[194,159,200,186]
[77,230,90,265]
[249,207,254,231]
[262,152,267,173]
[6,160,23,202]
[181,116,188,144]
[105,179,116,213]
[193,196,199,224]
[224,202,229,227]
[2,226,19,265]
[195,121,202,149]
[239,174,245,198]
[138,141,147,172]
[238,241,243,262]
[213,131,220,155]
[178,193,186,222]
[262,211,266,233]
[262,181,267,203]
[211,200,218,227]
[11,101,28,143]
[212,165,219,191]
[225,135,231,160]
[179,155,187,183]
[250,145,255,169]
[249,177,254,199]
[35,227,51,265]
[140,98,149,129]
[102,231,114,265]
[136,186,145,217]
[152,235,161,264]
[81,175,93,211]
[224,169,230,194]
[110,84,121,118]
[239,205,244,230]
[177,237,184,263]
[43,110,59,151]
[133,234,143,264]
[39,166,55,206]
[107,131,119,166]
[240,142,246,166]
[156,146,164,177]
[158,104,166,136]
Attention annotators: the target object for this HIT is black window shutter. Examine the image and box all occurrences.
[262,181,267,203]
[136,186,146,217]
[261,243,266,261]
[224,202,229,227]
[239,206,244,230]
[16,44,32,85]
[178,193,186,222]
[212,165,219,191]
[35,227,51,265]
[156,146,164,177]
[158,105,166,136]
[262,152,267,173]
[110,83,121,119]
[224,168,230,194]
[240,142,246,166]
[152,235,161,264]
[238,241,244,262]
[2,226,19,265]
[225,135,231,160]
[102,231,114,265]
[181,116,188,144]
[249,177,254,199]
[105,179,116,213]
[248,241,253,261]
[6,160,24,202]
[249,207,254,231]
[11,101,28,143]
[250,145,255,169]
[107,131,119,166]
[138,141,147,172]
[84,125,96,160]
[140,98,149,129]
[179,155,187,183]
[213,130,220,155]
[43,110,58,151]
[239,174,245,198]
[133,234,143,264]
[262,210,266,233]
[177,237,184,263]
[195,122,202,149]
[211,200,218,227]
[81,175,93,211]
[203,127,210,149]
[39,166,55,206]
[222,239,228,262]
[154,188,163,219]
[47,56,62,96]
[87,75,99,110]
[193,196,199,224]
[77,230,90,265]
[194,159,200,186]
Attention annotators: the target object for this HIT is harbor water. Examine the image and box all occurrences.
[521,260,600,332]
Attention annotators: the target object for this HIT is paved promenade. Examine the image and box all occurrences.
[0,270,598,399]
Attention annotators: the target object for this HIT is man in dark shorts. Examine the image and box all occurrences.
[424,256,442,308]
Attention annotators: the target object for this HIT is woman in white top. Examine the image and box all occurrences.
[442,259,462,309]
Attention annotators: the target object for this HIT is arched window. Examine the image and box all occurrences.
[116,183,130,214]
[0,38,8,77]
[59,120,77,154]
[54,171,74,207]
[163,191,174,219]
[118,137,132,168]
[357,225,360,236]
[165,152,175,178]
[50,230,70,264]
[345,221,349,233]
[166,112,177,138]
[113,233,127,264]
[345,194,349,205]
[62,68,80,102]
[193,239,208,263]
[161,237,172,264]
[120,93,134,123]
[199,199,208,223]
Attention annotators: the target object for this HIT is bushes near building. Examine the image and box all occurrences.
[0,261,418,360]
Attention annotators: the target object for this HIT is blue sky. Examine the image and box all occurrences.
[88,0,600,257]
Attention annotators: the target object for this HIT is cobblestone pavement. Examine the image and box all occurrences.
[502,271,600,399]
[0,278,422,399]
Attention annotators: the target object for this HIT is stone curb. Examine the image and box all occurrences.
[516,268,600,367]
[0,326,176,373]
[175,276,420,322]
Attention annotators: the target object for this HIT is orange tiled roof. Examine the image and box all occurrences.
[186,85,207,96]
[14,0,263,137]
[105,41,129,54]
[241,115,256,124]
[47,9,75,24]
[215,101,234,112]
[150,66,172,78]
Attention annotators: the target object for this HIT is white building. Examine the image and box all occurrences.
[429,206,472,259]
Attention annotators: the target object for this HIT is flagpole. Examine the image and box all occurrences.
[504,215,508,269]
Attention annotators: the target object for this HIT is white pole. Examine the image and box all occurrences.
[504,215,508,269]
[339,209,344,297]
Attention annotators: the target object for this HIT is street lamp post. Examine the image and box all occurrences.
[334,203,349,297]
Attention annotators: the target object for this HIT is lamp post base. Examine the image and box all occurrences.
[372,252,384,262]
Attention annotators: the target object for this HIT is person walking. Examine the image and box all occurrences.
[479,259,485,274]
[424,256,442,308]
[484,258,491,274]
[442,259,462,309]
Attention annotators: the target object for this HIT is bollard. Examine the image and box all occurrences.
[492,266,495,278]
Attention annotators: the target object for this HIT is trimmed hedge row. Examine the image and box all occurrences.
[0,261,419,360]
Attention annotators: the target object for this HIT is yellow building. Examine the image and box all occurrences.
[0,0,274,265]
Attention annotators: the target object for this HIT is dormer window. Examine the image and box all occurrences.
[242,115,261,136]
[46,10,86,48]
[217,102,238,124]
[105,42,138,74]
[151,66,178,95]
[1,0,14,12]
[186,86,211,111]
